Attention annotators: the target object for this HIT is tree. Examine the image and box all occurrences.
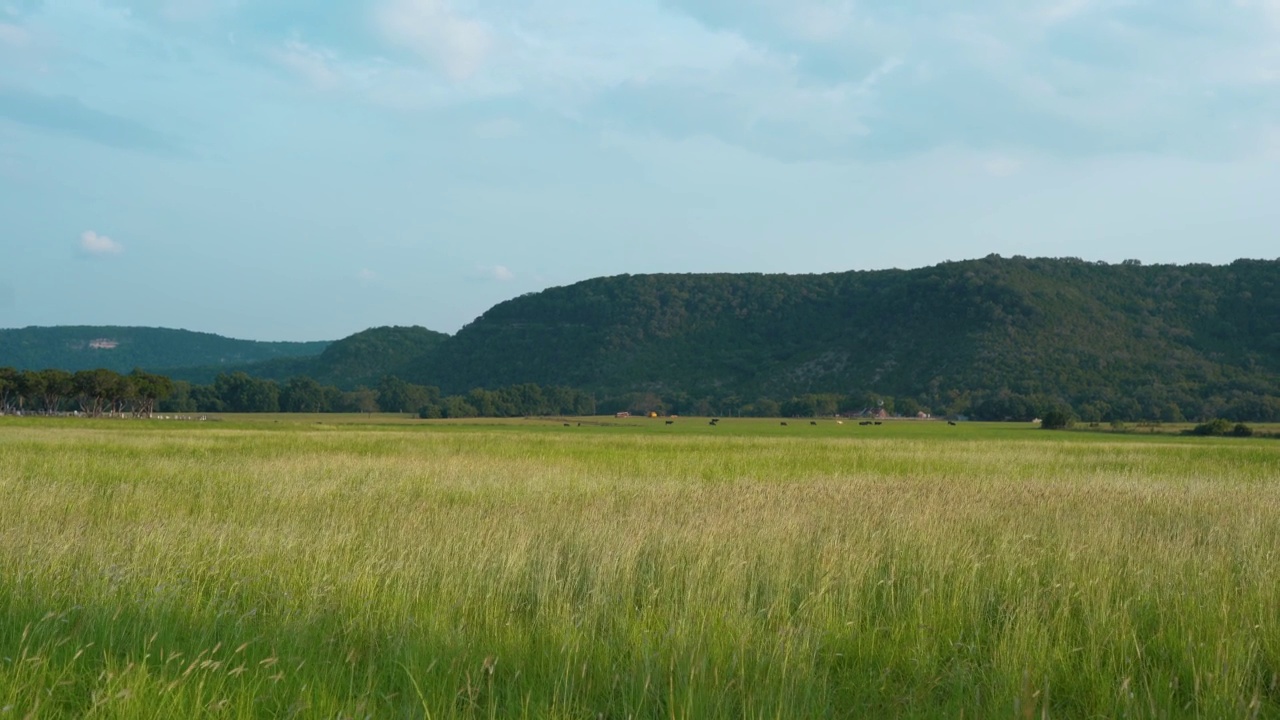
[159,381,198,413]
[129,369,173,417]
[376,376,438,414]
[214,372,280,413]
[1040,408,1074,430]
[341,388,379,414]
[72,369,125,417]
[191,384,224,412]
[897,397,922,417]
[0,367,17,413]
[38,369,73,413]
[440,396,478,418]
[16,369,45,413]
[281,376,328,413]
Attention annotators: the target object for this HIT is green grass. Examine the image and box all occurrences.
[1,416,1278,718]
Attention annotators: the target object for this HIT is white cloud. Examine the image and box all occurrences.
[856,56,903,95]
[357,268,378,283]
[274,39,341,89]
[376,0,491,80]
[478,264,514,281]
[80,231,123,256]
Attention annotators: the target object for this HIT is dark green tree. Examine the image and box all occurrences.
[213,372,280,413]
[1040,408,1074,430]
[129,369,173,417]
[39,369,74,413]
[376,376,437,414]
[281,376,328,413]
[0,367,17,412]
[72,369,125,417]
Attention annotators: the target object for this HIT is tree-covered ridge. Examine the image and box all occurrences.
[309,326,449,387]
[161,326,450,389]
[0,326,329,374]
[7,258,1280,423]
[409,256,1280,421]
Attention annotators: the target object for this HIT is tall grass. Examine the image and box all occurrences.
[1,419,1277,717]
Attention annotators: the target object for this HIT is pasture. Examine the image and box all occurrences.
[1,416,1278,718]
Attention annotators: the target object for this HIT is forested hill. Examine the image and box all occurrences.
[163,326,450,389]
[0,326,329,374]
[408,256,1280,420]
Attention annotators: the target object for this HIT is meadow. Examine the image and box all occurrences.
[0,415,1278,718]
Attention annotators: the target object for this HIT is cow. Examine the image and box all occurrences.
[947,421,957,426]
[810,421,817,425]
[780,422,788,426]
[665,420,675,425]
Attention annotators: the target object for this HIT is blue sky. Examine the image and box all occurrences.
[1,0,1278,341]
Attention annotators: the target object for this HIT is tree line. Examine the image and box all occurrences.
[0,368,596,419]
[4,365,1280,424]
[0,367,174,417]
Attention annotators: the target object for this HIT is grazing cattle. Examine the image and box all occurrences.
[947,421,957,426]
[859,421,872,426]
[563,423,571,427]
[809,421,817,425]
[836,421,843,425]
[874,422,882,426]
[780,422,788,426]
[665,420,675,425]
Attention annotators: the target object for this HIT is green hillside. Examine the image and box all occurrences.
[163,326,449,389]
[408,256,1280,420]
[8,258,1280,422]
[0,326,329,374]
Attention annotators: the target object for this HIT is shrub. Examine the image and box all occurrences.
[1040,409,1073,430]
[1231,423,1254,438]
[1191,418,1235,437]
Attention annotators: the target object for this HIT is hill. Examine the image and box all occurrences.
[0,326,329,374]
[162,326,450,389]
[408,256,1280,421]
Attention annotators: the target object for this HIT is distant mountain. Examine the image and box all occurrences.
[162,326,449,389]
[406,256,1280,420]
[0,326,329,374]
[11,257,1280,422]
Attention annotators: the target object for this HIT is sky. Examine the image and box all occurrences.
[1,0,1278,341]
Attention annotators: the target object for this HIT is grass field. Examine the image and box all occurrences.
[1,416,1278,718]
